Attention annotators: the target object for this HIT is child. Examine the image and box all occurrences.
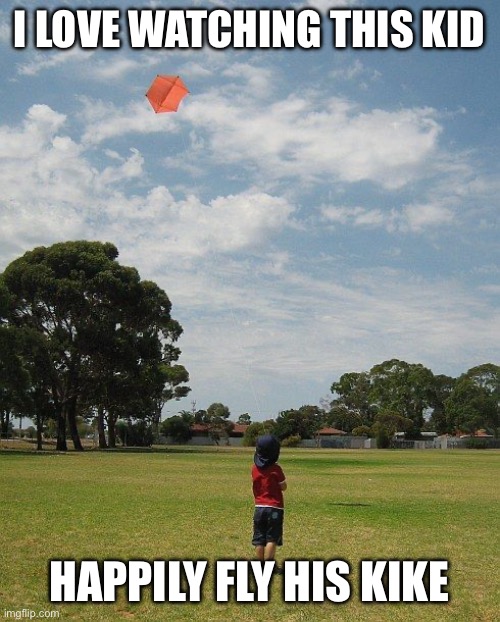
[251,434,287,568]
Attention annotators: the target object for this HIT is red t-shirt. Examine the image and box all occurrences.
[252,463,286,509]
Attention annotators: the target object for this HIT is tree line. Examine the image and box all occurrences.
[238,359,500,446]
[0,241,190,450]
[162,360,500,447]
[1,242,498,450]
[327,359,499,440]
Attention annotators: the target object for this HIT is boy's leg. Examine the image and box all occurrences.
[264,542,277,561]
[253,507,266,561]
[255,545,265,561]
[253,508,283,564]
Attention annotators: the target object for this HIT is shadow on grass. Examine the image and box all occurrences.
[328,502,372,507]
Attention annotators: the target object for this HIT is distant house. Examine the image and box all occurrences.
[292,426,351,449]
[231,423,250,438]
[316,427,347,438]
[190,423,210,438]
[188,422,249,446]
[459,429,494,439]
[309,427,348,448]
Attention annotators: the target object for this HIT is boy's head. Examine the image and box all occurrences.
[254,434,281,468]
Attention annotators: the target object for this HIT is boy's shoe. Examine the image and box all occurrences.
[273,565,283,575]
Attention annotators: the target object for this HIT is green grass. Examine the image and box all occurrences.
[1,447,499,621]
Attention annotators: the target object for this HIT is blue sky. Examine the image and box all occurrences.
[1,0,498,421]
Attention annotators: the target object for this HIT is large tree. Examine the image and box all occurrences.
[0,325,31,438]
[274,404,324,440]
[202,402,233,444]
[368,359,436,437]
[445,364,500,435]
[0,241,189,450]
[428,374,456,434]
[330,360,441,436]
[330,371,375,426]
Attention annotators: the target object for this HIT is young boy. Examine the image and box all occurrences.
[251,434,287,567]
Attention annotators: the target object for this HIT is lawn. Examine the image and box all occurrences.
[0,446,499,621]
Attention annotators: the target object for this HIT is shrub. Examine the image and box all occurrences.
[242,422,265,447]
[464,437,489,449]
[375,426,391,449]
[352,425,371,437]
[116,420,153,447]
[160,416,192,443]
[281,434,301,447]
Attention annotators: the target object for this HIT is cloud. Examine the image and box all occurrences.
[105,188,295,265]
[0,11,11,45]
[78,97,176,145]
[0,104,67,157]
[222,62,276,94]
[32,53,447,193]
[89,57,157,80]
[0,105,97,212]
[321,205,384,227]
[401,202,454,232]
[321,200,455,233]
[1,40,497,419]
[16,49,93,76]
[184,88,444,189]
[0,104,295,268]
[161,254,500,419]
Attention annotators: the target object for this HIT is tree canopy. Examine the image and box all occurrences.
[329,359,499,438]
[0,241,190,450]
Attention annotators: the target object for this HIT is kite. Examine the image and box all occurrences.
[145,75,189,113]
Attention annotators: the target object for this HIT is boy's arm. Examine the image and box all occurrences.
[278,466,287,491]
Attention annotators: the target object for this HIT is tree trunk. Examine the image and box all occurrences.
[55,403,67,451]
[0,411,10,438]
[97,406,108,449]
[36,411,43,451]
[107,411,117,448]
[152,407,161,443]
[67,396,84,451]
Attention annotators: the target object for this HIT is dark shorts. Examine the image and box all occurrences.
[252,506,284,547]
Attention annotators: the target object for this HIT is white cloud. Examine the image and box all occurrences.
[89,57,155,80]
[1,38,498,418]
[78,98,178,145]
[162,255,500,417]
[401,202,454,232]
[0,104,295,269]
[321,200,455,233]
[40,57,448,192]
[16,49,94,76]
[184,90,443,189]
[105,188,295,263]
[222,62,275,94]
[0,11,11,45]
[0,104,67,157]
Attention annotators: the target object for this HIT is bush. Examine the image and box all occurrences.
[281,434,301,447]
[160,416,192,443]
[116,420,153,447]
[243,420,277,447]
[242,422,266,447]
[352,425,371,437]
[376,426,391,449]
[464,437,489,449]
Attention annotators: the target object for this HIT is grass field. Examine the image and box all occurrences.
[1,446,499,621]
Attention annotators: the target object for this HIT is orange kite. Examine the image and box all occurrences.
[145,75,189,113]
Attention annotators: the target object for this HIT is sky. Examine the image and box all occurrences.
[0,0,499,422]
